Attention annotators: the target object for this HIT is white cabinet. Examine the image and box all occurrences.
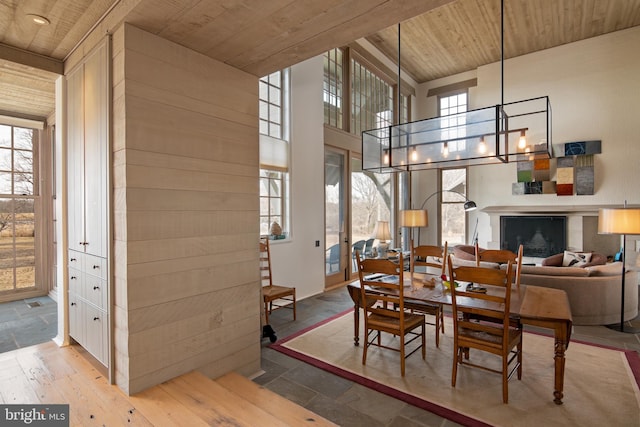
[67,41,108,258]
[67,37,110,367]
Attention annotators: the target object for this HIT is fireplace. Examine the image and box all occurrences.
[500,216,567,258]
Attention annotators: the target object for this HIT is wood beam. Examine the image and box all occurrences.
[0,43,63,75]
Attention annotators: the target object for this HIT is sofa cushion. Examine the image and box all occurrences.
[562,250,592,267]
[519,264,590,277]
[585,262,623,276]
[543,251,607,268]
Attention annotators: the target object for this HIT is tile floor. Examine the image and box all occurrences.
[0,295,57,354]
[1,288,639,426]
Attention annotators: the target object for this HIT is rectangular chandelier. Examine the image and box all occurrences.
[362,96,551,172]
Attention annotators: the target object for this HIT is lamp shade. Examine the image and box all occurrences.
[463,201,477,212]
[598,208,640,235]
[400,210,428,227]
[374,221,391,242]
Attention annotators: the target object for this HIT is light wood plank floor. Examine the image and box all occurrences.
[0,341,336,426]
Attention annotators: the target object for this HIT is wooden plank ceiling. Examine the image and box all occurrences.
[1,0,639,120]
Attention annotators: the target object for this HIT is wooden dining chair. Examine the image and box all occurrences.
[355,251,426,376]
[447,255,523,404]
[476,243,524,289]
[260,237,296,325]
[403,241,448,347]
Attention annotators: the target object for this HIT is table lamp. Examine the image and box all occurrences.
[374,220,391,258]
[598,203,640,333]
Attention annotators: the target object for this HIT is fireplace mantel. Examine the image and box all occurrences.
[480,205,628,255]
[482,205,638,215]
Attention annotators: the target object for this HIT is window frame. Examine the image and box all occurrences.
[259,69,291,240]
[437,91,470,246]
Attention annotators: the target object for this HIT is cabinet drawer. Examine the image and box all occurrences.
[68,268,84,298]
[85,277,107,309]
[84,254,107,280]
[68,250,84,271]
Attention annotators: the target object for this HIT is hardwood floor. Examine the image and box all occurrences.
[0,341,336,426]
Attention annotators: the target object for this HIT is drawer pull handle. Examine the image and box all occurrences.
[93,286,100,290]
[70,258,77,261]
[93,265,99,269]
[71,302,76,306]
[93,317,100,321]
[70,276,77,280]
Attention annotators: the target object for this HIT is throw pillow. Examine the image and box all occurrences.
[562,250,592,267]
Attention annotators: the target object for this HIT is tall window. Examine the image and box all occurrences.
[259,70,290,239]
[0,124,37,292]
[324,48,344,129]
[438,92,469,245]
[351,58,394,135]
[440,168,469,246]
[439,91,468,155]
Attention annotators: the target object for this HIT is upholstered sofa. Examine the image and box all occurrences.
[450,245,639,325]
[517,263,638,325]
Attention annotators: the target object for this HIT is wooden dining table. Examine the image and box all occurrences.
[346,272,573,405]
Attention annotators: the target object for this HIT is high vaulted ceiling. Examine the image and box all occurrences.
[1,0,639,121]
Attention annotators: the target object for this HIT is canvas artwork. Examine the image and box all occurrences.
[512,141,600,196]
[575,155,595,195]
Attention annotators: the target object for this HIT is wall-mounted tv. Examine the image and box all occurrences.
[500,216,566,258]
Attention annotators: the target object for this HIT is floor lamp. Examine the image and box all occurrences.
[598,204,640,333]
[400,209,428,249]
[401,190,477,246]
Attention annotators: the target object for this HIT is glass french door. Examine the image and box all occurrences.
[325,149,394,287]
[325,149,348,286]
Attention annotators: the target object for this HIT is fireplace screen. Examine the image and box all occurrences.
[500,216,566,258]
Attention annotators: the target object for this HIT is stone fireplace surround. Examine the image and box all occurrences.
[482,205,633,265]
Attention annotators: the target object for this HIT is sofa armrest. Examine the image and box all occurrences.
[541,253,563,266]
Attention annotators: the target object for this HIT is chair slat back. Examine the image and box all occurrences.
[476,244,523,288]
[448,255,514,335]
[259,237,273,287]
[411,241,448,276]
[356,251,405,319]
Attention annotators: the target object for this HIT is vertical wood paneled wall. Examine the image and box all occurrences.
[112,23,261,394]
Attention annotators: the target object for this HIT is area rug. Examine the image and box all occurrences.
[271,311,640,427]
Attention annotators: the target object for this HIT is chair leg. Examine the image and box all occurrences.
[292,293,297,321]
[440,307,445,333]
[434,310,440,348]
[264,300,270,325]
[503,356,509,404]
[452,346,459,387]
[362,329,369,366]
[421,323,426,359]
[400,334,406,376]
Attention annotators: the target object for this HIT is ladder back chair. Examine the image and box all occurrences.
[447,255,523,404]
[260,237,296,325]
[475,242,524,289]
[355,251,425,376]
[404,241,448,347]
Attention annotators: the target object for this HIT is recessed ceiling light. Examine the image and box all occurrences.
[26,14,50,25]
